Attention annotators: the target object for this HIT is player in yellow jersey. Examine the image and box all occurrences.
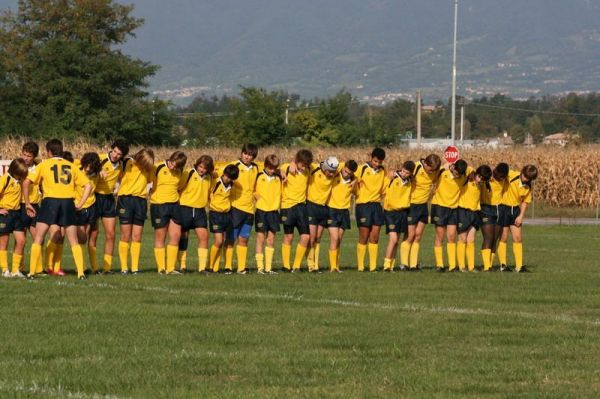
[306,156,340,273]
[74,153,102,271]
[150,151,187,275]
[116,148,155,274]
[254,154,281,275]
[223,144,259,274]
[405,154,441,270]
[431,159,468,272]
[498,164,538,272]
[355,148,386,272]
[457,165,492,272]
[177,155,214,273]
[0,159,29,278]
[88,139,129,274]
[279,149,313,272]
[18,142,43,274]
[382,160,414,272]
[326,160,358,272]
[208,165,239,272]
[479,163,508,271]
[23,139,92,280]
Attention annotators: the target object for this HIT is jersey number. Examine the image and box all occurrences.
[50,164,72,184]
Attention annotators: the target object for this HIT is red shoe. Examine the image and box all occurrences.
[55,269,66,276]
[45,269,55,276]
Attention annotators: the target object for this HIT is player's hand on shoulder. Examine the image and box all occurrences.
[0,208,7,216]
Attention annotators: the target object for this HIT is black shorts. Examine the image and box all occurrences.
[498,205,521,227]
[37,198,77,227]
[430,204,458,226]
[95,193,117,218]
[480,205,499,226]
[384,209,409,234]
[355,202,384,228]
[75,204,98,226]
[179,205,208,231]
[327,208,351,230]
[255,209,280,233]
[280,203,309,235]
[0,210,21,234]
[150,202,181,229]
[209,210,232,234]
[19,203,38,230]
[306,201,328,227]
[457,208,482,233]
[408,203,429,225]
[231,207,254,229]
[117,196,147,226]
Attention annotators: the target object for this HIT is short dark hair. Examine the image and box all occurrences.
[453,159,468,176]
[46,139,63,157]
[402,160,416,175]
[111,139,129,158]
[494,162,509,180]
[22,141,39,157]
[522,164,538,181]
[371,148,386,161]
[476,165,492,181]
[223,164,239,180]
[81,152,102,175]
[8,158,29,181]
[345,160,358,173]
[194,155,214,174]
[295,149,313,166]
[264,154,280,169]
[62,151,74,163]
[242,144,258,159]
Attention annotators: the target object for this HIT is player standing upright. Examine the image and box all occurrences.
[18,142,43,274]
[479,163,508,271]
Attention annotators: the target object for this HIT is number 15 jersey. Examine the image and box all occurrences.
[27,157,88,199]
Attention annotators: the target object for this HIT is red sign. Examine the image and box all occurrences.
[443,146,460,164]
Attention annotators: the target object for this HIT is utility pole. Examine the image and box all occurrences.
[460,104,464,144]
[416,90,422,147]
[285,98,290,125]
[451,0,459,145]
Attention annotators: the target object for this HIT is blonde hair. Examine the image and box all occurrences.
[133,148,155,173]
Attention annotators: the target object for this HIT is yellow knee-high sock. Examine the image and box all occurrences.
[490,252,497,267]
[357,243,367,271]
[497,242,507,266]
[481,249,492,271]
[210,245,222,272]
[236,245,248,272]
[457,242,466,271]
[307,246,315,270]
[400,241,411,267]
[224,246,233,271]
[0,249,7,273]
[11,254,23,275]
[466,243,475,271]
[53,244,63,272]
[35,249,43,274]
[130,242,141,272]
[88,245,98,273]
[383,258,392,271]
[198,247,208,272]
[447,243,457,271]
[166,244,178,273]
[45,241,56,272]
[255,253,265,272]
[118,241,130,272]
[292,244,307,270]
[434,246,444,268]
[368,243,378,272]
[154,247,166,273]
[103,254,113,273]
[313,243,320,270]
[513,242,523,270]
[281,243,291,270]
[29,243,42,277]
[178,251,187,271]
[329,249,338,271]
[71,244,85,278]
[265,246,275,272]
[409,242,420,269]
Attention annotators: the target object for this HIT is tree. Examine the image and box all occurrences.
[0,0,172,144]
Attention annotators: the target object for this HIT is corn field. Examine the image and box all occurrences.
[2,138,599,208]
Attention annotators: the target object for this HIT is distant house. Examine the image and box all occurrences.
[421,105,442,113]
[543,132,578,146]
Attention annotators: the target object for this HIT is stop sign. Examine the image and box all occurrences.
[443,146,460,164]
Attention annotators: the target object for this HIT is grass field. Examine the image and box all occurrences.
[1,225,599,398]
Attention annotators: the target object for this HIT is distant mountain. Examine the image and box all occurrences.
[2,0,600,103]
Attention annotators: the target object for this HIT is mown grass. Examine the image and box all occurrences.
[0,225,599,398]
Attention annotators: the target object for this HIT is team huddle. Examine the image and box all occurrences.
[0,139,538,279]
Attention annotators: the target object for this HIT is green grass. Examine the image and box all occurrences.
[1,225,599,398]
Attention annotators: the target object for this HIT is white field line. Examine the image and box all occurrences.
[46,280,600,327]
[0,380,130,399]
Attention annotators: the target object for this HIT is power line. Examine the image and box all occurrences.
[468,102,600,118]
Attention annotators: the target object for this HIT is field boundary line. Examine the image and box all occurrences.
[0,379,131,399]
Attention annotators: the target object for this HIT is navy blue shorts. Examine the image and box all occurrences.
[0,210,21,234]
[306,201,328,227]
[38,198,76,227]
[117,196,147,226]
[150,202,181,229]
[19,203,38,231]
[430,204,458,226]
[280,203,309,235]
[75,204,98,226]
[355,202,384,228]
[498,205,521,227]
[255,209,280,233]
[408,203,429,225]
[384,209,408,234]
[327,208,351,230]
[209,210,233,235]
[179,205,208,231]
[95,193,117,218]
[231,207,254,239]
[457,208,481,233]
[479,205,499,226]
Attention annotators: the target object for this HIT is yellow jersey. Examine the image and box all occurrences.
[209,177,233,213]
[307,163,339,205]
[0,174,22,210]
[502,170,533,206]
[459,176,483,211]
[327,174,356,210]
[95,153,123,195]
[73,161,98,208]
[227,160,259,214]
[117,158,152,198]
[255,171,282,212]
[281,163,309,209]
[355,163,385,204]
[178,168,212,208]
[480,178,504,206]
[431,167,471,209]
[410,161,439,204]
[150,162,182,205]
[383,174,411,211]
[28,157,88,199]
[21,161,41,205]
